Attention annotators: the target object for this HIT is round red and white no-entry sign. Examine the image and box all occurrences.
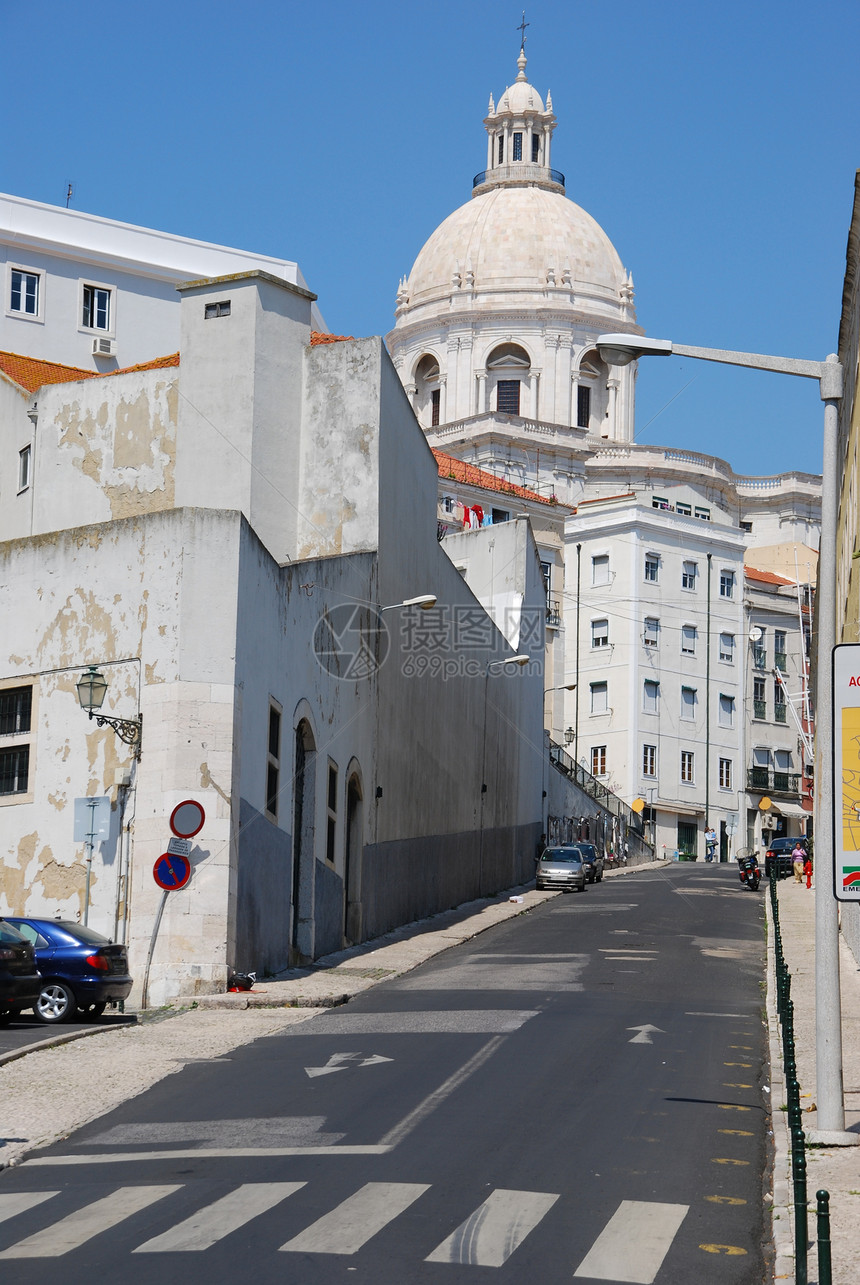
[169,799,206,839]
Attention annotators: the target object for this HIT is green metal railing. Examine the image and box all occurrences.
[770,873,832,1285]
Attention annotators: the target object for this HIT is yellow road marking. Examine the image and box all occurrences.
[700,1244,748,1255]
[712,1157,750,1166]
[729,1045,753,1050]
[719,1129,753,1137]
[722,1082,753,1089]
[705,1195,747,1205]
[717,1104,751,1111]
[724,1062,752,1067]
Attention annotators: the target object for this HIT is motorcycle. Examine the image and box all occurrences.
[738,857,761,891]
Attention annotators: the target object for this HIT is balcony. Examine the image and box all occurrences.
[775,704,787,724]
[546,598,561,628]
[747,767,801,796]
[472,165,566,191]
[753,699,767,720]
[752,646,767,669]
[774,651,787,670]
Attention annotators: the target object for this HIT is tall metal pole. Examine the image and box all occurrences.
[705,554,712,846]
[810,363,854,1143]
[575,543,582,766]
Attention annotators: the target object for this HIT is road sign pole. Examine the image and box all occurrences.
[141,889,169,1011]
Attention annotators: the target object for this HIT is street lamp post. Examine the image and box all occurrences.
[597,332,854,1144]
[76,665,143,756]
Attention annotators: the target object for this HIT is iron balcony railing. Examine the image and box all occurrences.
[774,651,787,670]
[775,704,787,724]
[472,166,566,189]
[753,699,767,719]
[548,738,649,836]
[747,767,801,795]
[546,598,561,627]
[752,646,767,669]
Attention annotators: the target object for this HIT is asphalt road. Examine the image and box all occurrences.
[0,864,768,1282]
[0,1010,136,1059]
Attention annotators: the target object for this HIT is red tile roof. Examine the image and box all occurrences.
[745,566,795,586]
[433,450,558,506]
[0,351,96,393]
[310,331,354,345]
[0,350,180,395]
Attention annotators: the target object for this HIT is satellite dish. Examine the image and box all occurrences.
[749,627,763,642]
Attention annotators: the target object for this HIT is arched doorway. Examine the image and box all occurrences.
[344,771,364,945]
[291,719,316,961]
[486,342,532,417]
[414,353,442,428]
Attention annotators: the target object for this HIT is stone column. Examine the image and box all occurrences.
[477,371,488,415]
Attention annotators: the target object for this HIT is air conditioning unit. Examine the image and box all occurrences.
[92,337,116,357]
[761,814,777,830]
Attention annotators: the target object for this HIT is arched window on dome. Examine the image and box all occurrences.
[575,351,611,435]
[414,354,442,429]
[486,343,531,419]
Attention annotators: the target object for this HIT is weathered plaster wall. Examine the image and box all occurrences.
[0,376,34,542]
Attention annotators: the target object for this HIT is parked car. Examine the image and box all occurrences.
[535,848,587,893]
[565,842,604,883]
[764,836,806,880]
[3,918,133,1024]
[0,919,41,1024]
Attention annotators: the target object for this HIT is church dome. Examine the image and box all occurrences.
[401,184,631,325]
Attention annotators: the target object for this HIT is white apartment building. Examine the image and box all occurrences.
[1,191,325,372]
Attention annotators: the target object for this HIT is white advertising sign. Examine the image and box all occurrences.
[73,796,111,842]
[832,644,860,900]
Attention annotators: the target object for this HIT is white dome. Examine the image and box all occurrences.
[497,78,545,115]
[403,185,630,323]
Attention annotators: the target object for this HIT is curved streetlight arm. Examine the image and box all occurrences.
[596,333,843,400]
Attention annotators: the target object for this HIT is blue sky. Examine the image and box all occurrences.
[3,0,859,477]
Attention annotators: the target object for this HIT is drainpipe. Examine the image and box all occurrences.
[706,554,712,841]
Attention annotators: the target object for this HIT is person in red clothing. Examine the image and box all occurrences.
[804,854,813,889]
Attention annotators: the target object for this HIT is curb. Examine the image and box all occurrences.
[0,1018,138,1069]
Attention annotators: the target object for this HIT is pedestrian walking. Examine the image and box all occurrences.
[804,854,813,890]
[792,841,806,884]
[705,825,717,863]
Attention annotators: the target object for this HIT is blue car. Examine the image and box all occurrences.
[3,918,133,1024]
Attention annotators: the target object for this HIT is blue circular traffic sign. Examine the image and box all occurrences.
[153,853,192,891]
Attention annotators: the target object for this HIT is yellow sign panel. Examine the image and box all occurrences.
[631,797,645,813]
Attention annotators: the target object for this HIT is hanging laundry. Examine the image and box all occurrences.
[472,504,484,527]
[481,512,493,526]
[462,505,471,528]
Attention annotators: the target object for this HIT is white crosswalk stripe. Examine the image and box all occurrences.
[0,1185,181,1258]
[134,1182,306,1252]
[279,1181,430,1254]
[573,1200,689,1283]
[0,1192,59,1224]
[425,1188,559,1266]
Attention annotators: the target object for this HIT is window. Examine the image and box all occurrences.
[326,761,338,864]
[491,508,509,523]
[0,747,29,796]
[497,379,520,415]
[774,679,787,722]
[265,703,281,819]
[753,676,766,719]
[676,502,691,517]
[590,681,608,714]
[591,618,609,649]
[442,495,455,513]
[740,519,753,533]
[652,496,670,510]
[643,744,657,777]
[591,554,610,586]
[531,133,540,162]
[681,625,697,655]
[10,269,39,316]
[720,570,735,598]
[643,617,659,648]
[497,134,504,164]
[678,819,697,851]
[719,633,735,663]
[204,300,231,319]
[719,758,733,790]
[591,745,607,776]
[0,687,32,736]
[576,385,591,428]
[82,284,110,331]
[0,684,32,798]
[681,750,695,784]
[643,680,659,714]
[719,694,735,727]
[644,554,660,583]
[694,506,711,521]
[513,131,523,161]
[680,686,697,720]
[774,630,787,669]
[431,388,440,427]
[682,560,697,590]
[18,444,31,492]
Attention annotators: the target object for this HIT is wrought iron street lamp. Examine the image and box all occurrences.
[76,665,142,755]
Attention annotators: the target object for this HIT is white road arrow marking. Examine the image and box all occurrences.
[627,1024,665,1045]
[304,1052,393,1078]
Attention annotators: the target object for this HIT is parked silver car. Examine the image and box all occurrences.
[535,847,587,893]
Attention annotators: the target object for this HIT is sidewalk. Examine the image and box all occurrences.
[0,862,662,1171]
[768,879,860,1284]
